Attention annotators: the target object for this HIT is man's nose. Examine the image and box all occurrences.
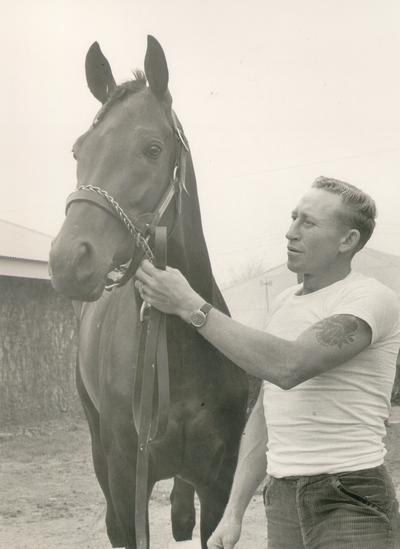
[285,220,300,241]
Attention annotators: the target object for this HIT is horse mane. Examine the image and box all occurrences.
[92,71,147,127]
[71,72,148,154]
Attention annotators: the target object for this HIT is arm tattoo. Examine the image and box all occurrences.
[313,315,359,349]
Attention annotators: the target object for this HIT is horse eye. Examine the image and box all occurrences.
[145,144,162,159]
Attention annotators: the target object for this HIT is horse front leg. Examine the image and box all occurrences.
[170,477,196,541]
[101,413,155,549]
[76,364,124,546]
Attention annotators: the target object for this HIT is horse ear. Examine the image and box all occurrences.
[144,35,169,99]
[85,42,116,104]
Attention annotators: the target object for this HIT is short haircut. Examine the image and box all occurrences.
[312,176,377,251]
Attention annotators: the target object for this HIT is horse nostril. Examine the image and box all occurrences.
[75,241,95,283]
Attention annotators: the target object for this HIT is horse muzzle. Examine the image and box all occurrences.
[49,236,110,301]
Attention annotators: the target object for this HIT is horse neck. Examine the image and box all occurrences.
[167,153,215,303]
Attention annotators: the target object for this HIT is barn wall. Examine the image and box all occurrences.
[0,276,79,425]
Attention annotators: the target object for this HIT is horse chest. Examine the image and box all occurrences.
[78,289,139,411]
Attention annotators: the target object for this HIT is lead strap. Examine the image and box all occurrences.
[133,226,169,549]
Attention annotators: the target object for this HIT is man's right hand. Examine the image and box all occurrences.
[207,517,242,549]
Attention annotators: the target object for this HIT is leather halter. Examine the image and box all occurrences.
[65,110,189,290]
[66,110,189,549]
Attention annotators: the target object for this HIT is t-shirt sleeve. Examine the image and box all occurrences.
[330,282,400,345]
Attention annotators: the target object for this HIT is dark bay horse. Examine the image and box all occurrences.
[49,36,248,548]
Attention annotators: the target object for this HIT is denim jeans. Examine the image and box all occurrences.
[263,464,400,548]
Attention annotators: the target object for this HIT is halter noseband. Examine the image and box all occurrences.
[65,111,189,290]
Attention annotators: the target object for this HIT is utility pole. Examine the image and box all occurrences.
[261,277,272,325]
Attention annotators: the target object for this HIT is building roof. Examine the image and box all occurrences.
[352,248,400,295]
[0,218,53,262]
[0,218,53,279]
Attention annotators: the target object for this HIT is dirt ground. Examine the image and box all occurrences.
[1,411,400,549]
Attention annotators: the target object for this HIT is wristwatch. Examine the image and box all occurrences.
[189,302,213,328]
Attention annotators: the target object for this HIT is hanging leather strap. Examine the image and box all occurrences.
[133,226,169,549]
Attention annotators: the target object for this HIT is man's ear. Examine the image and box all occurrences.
[339,229,361,254]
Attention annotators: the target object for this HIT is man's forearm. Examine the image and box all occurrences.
[193,307,299,389]
[224,429,267,521]
[223,392,268,521]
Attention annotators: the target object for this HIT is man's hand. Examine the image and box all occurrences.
[207,517,242,549]
[135,260,203,321]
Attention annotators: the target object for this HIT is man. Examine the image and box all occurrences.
[135,176,400,548]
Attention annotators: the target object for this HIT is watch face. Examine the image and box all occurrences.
[190,310,206,328]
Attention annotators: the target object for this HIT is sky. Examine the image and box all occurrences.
[1,0,400,284]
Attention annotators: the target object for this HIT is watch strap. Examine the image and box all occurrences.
[200,302,213,316]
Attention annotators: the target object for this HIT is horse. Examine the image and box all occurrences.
[49,36,248,549]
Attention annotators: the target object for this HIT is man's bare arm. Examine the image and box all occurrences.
[192,309,371,388]
[289,314,371,387]
[135,262,372,389]
[313,314,360,348]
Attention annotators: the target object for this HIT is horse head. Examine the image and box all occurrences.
[50,36,186,301]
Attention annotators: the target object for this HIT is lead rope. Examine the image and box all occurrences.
[133,226,169,549]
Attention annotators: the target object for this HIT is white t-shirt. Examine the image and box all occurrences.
[263,271,400,477]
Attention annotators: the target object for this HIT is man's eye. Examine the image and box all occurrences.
[145,144,162,159]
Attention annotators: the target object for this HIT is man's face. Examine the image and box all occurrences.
[286,188,349,275]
